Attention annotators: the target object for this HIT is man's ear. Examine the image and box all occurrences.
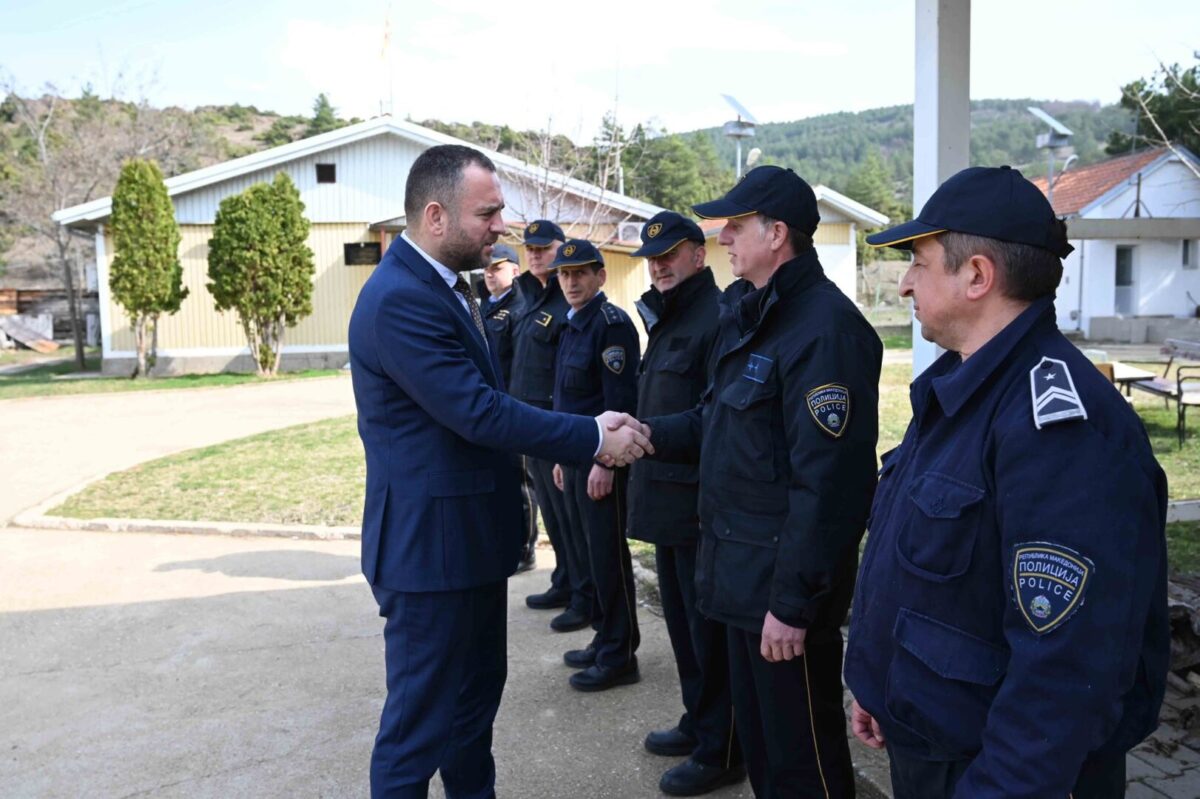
[597,267,607,288]
[768,220,788,253]
[963,253,1000,301]
[423,202,447,236]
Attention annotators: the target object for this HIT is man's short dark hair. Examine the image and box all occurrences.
[939,232,1063,302]
[759,215,814,256]
[404,145,496,224]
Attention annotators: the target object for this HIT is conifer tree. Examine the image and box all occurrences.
[108,158,187,377]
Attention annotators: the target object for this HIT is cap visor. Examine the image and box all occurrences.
[549,259,601,270]
[631,238,686,258]
[865,220,946,250]
[691,198,756,220]
[524,236,560,247]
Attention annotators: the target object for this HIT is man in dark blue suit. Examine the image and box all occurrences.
[348,144,653,798]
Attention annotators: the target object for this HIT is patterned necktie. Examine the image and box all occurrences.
[452,274,489,347]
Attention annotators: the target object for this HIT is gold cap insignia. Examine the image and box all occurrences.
[529,222,539,233]
[562,244,577,257]
[647,223,662,238]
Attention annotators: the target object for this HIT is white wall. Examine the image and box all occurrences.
[1054,156,1200,334]
[171,133,635,226]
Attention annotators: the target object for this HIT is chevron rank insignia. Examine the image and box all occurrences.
[806,383,850,438]
[602,346,626,374]
[1011,542,1093,635]
[1030,357,1087,429]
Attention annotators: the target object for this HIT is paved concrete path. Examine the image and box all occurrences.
[0,528,753,798]
[0,376,356,523]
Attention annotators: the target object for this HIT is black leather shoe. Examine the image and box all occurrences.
[659,760,747,796]
[569,658,640,692]
[644,726,698,757]
[515,550,536,574]
[550,607,591,632]
[563,644,597,669]
[525,588,570,610]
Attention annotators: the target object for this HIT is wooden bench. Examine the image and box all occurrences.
[1130,339,1200,445]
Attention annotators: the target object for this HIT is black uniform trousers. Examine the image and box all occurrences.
[370,581,506,799]
[560,464,638,667]
[726,629,855,799]
[656,542,742,769]
[886,745,1125,799]
[525,455,574,600]
[516,454,539,561]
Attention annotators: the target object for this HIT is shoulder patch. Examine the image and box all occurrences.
[1030,356,1087,429]
[806,383,850,439]
[493,309,509,321]
[602,346,626,374]
[1011,542,1093,635]
[602,302,623,326]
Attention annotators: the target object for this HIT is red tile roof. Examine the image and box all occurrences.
[1031,147,1167,216]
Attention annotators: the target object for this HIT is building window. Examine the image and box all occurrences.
[1185,239,1197,270]
[316,163,336,184]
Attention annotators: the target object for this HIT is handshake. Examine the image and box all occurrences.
[595,411,654,467]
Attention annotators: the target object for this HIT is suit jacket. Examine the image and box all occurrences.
[348,236,597,592]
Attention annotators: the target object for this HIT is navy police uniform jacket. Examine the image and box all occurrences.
[553,292,640,459]
[843,296,1169,798]
[509,271,570,409]
[347,236,597,592]
[481,285,526,388]
[648,250,882,635]
[626,268,721,546]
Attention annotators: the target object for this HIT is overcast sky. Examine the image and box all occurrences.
[1,0,1196,142]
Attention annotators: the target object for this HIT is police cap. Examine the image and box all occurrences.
[866,165,1074,258]
[631,211,706,258]
[549,239,604,270]
[489,243,520,267]
[692,165,820,235]
[523,219,566,247]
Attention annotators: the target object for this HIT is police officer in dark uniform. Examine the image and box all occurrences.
[625,211,745,795]
[481,243,538,572]
[510,220,592,631]
[643,166,882,798]
[844,166,1169,799]
[549,239,643,692]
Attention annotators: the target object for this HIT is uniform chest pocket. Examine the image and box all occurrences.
[560,349,593,392]
[529,316,559,344]
[895,472,985,582]
[716,378,778,482]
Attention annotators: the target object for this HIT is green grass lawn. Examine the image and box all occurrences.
[0,354,341,400]
[51,359,1200,573]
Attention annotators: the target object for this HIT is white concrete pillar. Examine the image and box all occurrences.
[912,0,971,376]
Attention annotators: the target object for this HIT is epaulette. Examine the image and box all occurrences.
[601,302,624,326]
[493,309,510,322]
[1029,356,1087,429]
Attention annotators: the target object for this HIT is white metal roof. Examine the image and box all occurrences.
[52,115,665,227]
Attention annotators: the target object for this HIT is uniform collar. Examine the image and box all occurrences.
[516,270,559,307]
[927,295,1057,417]
[488,288,512,305]
[637,267,716,333]
[567,292,606,328]
[734,248,825,335]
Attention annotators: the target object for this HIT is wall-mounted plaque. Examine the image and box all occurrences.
[345,242,382,265]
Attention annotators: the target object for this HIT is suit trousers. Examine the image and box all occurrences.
[370,581,507,799]
[561,465,639,667]
[726,628,855,798]
[886,744,1126,799]
[656,542,742,769]
[526,456,574,599]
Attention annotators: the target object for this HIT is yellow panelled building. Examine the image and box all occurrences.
[59,117,886,374]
